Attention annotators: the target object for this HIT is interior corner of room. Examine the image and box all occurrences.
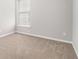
[0,0,78,58]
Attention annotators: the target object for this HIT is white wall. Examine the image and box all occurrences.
[72,0,78,55]
[16,0,72,42]
[0,0,15,35]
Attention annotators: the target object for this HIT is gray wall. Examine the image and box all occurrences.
[72,0,78,55]
[16,0,72,42]
[0,0,15,35]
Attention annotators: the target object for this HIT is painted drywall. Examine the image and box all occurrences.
[16,0,72,42]
[0,0,15,35]
[72,0,78,55]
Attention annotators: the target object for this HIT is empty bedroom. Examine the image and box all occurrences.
[0,0,78,59]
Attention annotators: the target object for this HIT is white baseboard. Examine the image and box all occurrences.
[16,31,72,44]
[72,43,78,57]
[0,31,15,38]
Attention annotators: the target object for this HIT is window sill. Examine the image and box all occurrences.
[16,25,31,28]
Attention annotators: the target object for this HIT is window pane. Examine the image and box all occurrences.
[18,0,30,12]
[17,13,30,25]
[16,0,31,27]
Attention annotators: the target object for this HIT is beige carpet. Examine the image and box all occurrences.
[0,33,77,59]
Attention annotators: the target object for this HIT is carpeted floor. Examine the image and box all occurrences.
[0,33,77,59]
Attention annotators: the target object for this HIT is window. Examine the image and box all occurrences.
[16,0,31,27]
